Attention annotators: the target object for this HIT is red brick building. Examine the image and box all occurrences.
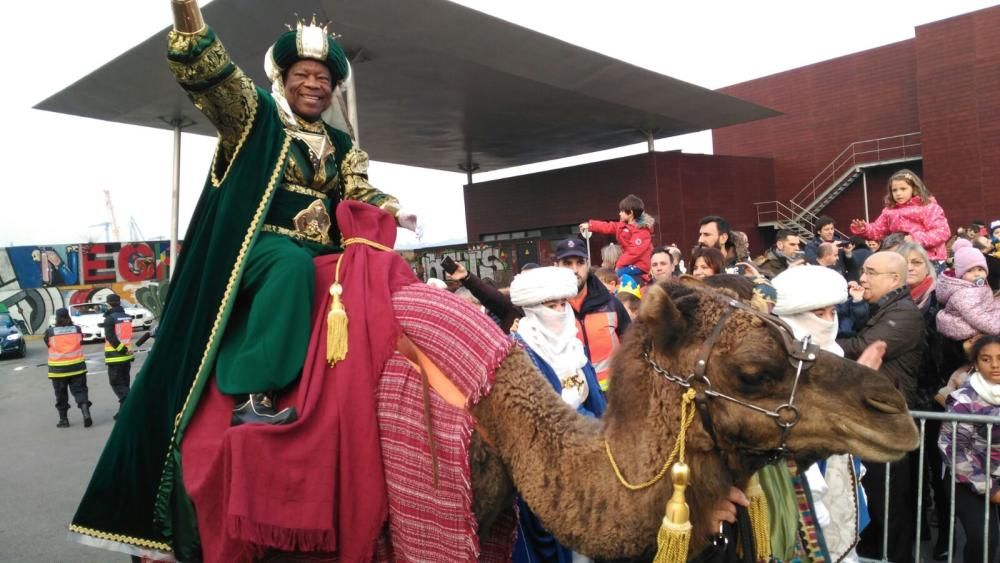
[464,5,1000,255]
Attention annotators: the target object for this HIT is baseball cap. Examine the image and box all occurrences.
[554,237,588,261]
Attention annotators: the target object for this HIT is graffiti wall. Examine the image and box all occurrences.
[0,241,176,335]
[401,239,557,287]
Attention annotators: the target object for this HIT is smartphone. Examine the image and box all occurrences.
[791,250,806,262]
[441,256,459,275]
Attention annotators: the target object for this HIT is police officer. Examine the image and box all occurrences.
[102,293,134,419]
[44,308,92,428]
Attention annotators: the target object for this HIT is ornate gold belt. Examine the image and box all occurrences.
[262,199,331,245]
[282,183,329,200]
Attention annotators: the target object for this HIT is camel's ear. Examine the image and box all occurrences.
[638,284,686,350]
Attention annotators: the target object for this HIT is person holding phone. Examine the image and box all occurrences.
[443,258,524,333]
[752,229,803,279]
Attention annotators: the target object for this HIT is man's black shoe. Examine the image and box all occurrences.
[231,394,297,426]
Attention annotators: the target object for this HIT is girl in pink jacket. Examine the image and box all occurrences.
[851,169,951,261]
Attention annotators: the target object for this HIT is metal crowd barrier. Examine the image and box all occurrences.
[860,410,1000,563]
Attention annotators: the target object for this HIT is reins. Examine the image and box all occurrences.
[605,296,823,487]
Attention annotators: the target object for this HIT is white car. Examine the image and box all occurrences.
[124,305,155,331]
[64,302,108,342]
[51,302,155,342]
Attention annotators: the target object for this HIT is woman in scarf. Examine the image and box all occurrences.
[509,266,607,562]
[771,265,870,562]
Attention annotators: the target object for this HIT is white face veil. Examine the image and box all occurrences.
[517,302,590,408]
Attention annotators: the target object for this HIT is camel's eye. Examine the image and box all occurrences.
[737,366,767,386]
[731,361,782,388]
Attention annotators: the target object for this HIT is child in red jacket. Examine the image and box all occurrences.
[850,169,951,262]
[580,194,656,282]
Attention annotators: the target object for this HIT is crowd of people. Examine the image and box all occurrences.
[56,3,1000,560]
[437,173,1000,563]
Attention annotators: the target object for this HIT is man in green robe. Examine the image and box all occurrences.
[69,1,419,559]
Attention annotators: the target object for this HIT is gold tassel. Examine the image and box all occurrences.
[653,462,692,563]
[746,472,772,560]
[324,237,395,366]
[326,281,348,365]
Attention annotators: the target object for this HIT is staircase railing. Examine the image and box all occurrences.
[789,132,921,211]
[755,132,921,232]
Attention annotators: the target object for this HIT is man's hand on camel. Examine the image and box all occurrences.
[857,341,887,371]
[707,486,749,533]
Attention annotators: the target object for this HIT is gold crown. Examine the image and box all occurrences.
[285,13,341,40]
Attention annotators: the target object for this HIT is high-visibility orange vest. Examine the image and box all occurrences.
[104,315,135,364]
[574,311,619,391]
[48,326,86,378]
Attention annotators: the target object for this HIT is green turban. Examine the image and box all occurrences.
[268,24,348,82]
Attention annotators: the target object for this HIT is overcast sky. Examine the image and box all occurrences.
[3,0,995,248]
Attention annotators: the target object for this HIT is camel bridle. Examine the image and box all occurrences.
[643,297,821,459]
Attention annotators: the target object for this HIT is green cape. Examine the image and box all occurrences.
[70,88,291,560]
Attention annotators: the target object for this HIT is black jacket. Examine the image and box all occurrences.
[459,272,522,333]
[102,305,131,348]
[837,287,925,407]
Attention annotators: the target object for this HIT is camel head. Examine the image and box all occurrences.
[605,280,919,479]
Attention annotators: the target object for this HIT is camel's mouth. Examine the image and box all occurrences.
[837,416,919,462]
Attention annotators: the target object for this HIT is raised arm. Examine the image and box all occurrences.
[166,0,258,171]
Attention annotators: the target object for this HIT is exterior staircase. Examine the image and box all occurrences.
[755,132,922,239]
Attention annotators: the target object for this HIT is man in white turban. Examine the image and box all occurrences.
[772,265,868,563]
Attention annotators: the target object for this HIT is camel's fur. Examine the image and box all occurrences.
[470,281,919,559]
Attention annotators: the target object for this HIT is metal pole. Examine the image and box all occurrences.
[646,130,655,153]
[459,159,479,186]
[862,171,870,223]
[170,120,182,280]
[914,419,926,562]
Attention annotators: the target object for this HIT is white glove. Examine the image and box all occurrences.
[397,208,424,240]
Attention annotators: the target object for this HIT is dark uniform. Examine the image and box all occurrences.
[44,319,91,427]
[102,297,134,415]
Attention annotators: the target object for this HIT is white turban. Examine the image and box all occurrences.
[510,267,578,307]
[771,265,848,316]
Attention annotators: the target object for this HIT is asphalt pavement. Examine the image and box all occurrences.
[0,338,149,562]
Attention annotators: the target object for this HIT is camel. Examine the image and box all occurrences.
[467,280,920,560]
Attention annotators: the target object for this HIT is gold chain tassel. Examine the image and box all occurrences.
[746,472,772,561]
[653,462,693,563]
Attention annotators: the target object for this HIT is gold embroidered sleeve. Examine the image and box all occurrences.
[167,26,257,162]
[340,147,400,216]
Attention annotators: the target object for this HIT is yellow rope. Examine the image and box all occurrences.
[343,236,393,252]
[605,388,697,490]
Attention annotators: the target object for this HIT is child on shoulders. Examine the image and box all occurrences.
[851,169,951,262]
[580,194,655,282]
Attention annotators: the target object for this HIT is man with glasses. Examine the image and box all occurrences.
[837,251,925,563]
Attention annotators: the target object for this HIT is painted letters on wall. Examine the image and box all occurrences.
[0,240,177,335]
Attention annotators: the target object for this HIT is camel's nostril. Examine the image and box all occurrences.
[865,395,905,415]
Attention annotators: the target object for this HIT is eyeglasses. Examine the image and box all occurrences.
[861,268,896,278]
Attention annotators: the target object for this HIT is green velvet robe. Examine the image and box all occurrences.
[70,26,399,560]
